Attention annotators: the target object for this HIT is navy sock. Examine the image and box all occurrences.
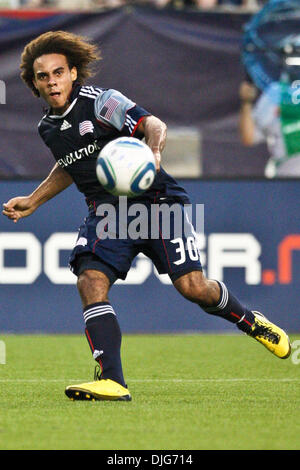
[83,302,126,387]
[202,281,255,333]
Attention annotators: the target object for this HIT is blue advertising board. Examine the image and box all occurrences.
[0,179,299,334]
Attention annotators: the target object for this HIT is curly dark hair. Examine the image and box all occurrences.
[20,30,101,97]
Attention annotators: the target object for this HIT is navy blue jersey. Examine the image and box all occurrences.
[38,84,189,205]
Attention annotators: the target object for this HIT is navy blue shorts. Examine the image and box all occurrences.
[69,197,202,284]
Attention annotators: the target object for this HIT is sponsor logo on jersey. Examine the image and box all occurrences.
[57,140,101,168]
[60,120,72,131]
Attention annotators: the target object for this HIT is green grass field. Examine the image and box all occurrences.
[0,333,299,450]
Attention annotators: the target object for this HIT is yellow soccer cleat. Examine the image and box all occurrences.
[65,378,132,401]
[249,311,291,359]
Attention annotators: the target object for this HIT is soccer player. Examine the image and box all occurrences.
[3,31,291,402]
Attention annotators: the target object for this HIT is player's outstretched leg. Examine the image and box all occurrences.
[65,269,131,401]
[174,271,291,359]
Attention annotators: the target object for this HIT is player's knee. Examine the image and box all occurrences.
[77,269,110,304]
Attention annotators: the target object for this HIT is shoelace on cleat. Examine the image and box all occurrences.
[250,321,280,344]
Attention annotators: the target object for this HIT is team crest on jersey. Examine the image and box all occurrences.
[79,120,94,136]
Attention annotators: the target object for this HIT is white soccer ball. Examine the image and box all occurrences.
[96,137,156,197]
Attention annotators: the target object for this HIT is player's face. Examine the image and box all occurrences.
[33,53,77,114]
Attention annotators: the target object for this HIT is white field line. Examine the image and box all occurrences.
[0,378,299,383]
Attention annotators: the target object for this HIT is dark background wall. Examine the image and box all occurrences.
[0,6,269,178]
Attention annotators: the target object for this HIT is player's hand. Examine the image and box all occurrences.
[239,81,257,103]
[2,196,37,223]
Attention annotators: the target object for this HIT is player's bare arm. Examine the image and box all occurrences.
[239,81,257,146]
[2,163,73,223]
[138,115,167,171]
